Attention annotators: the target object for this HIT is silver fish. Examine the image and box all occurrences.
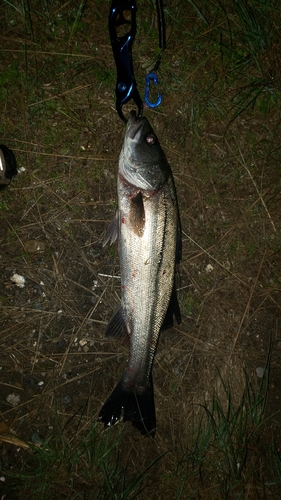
[98,111,181,437]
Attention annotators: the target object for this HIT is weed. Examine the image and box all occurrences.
[176,365,274,498]
[180,294,197,316]
[2,418,159,499]
[0,201,9,211]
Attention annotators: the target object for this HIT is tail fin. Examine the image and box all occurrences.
[98,374,156,437]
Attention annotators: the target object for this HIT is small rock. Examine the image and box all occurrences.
[57,339,68,350]
[10,274,25,288]
[61,395,71,404]
[25,376,36,388]
[83,345,89,353]
[173,367,181,377]
[256,367,265,378]
[79,339,87,347]
[6,393,21,406]
[24,240,46,253]
[31,433,43,445]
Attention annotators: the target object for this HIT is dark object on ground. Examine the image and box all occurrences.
[0,144,17,188]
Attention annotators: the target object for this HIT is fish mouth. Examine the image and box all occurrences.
[126,110,146,141]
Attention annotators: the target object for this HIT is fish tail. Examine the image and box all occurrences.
[98,374,156,437]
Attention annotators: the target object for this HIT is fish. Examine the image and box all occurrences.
[98,110,181,437]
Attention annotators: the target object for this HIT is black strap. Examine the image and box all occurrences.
[155,0,166,50]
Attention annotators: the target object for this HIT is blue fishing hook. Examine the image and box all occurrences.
[144,72,162,108]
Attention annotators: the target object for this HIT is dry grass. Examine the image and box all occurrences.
[1,0,281,498]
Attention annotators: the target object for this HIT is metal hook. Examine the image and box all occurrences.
[144,72,162,108]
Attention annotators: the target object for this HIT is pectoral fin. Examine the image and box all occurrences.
[103,210,119,246]
[129,191,145,237]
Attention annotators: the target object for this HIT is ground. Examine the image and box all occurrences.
[0,1,281,499]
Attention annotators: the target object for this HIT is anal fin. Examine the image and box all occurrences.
[105,307,128,339]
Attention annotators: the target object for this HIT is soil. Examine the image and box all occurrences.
[1,1,281,498]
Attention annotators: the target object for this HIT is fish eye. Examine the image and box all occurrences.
[145,134,156,145]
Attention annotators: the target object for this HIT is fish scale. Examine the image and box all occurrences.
[119,181,177,380]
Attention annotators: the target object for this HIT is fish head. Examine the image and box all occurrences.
[120,111,170,192]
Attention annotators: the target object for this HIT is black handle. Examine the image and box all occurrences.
[109,0,143,121]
